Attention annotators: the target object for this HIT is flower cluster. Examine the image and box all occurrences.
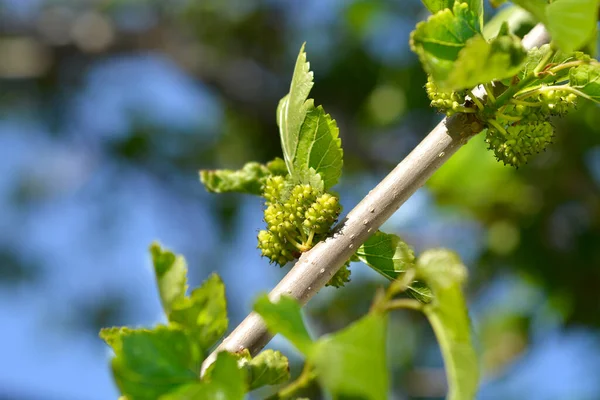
[425,78,466,116]
[257,177,350,287]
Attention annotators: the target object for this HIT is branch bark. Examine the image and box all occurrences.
[201,23,550,374]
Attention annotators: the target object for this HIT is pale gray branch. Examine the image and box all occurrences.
[201,24,550,375]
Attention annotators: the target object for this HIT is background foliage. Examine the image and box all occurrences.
[1,0,600,399]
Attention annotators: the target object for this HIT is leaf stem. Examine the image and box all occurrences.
[467,89,485,110]
[487,118,507,135]
[495,112,521,122]
[510,99,542,107]
[533,47,555,76]
[455,106,477,114]
[384,299,423,312]
[387,268,416,299]
[269,362,315,399]
[483,83,496,104]
[495,74,536,107]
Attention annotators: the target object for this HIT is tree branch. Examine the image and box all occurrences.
[201,24,550,375]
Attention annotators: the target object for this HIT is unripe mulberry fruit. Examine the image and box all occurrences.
[486,121,554,167]
[257,230,295,266]
[304,193,342,234]
[263,176,286,205]
[326,260,351,288]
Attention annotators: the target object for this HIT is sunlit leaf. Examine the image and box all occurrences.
[245,349,290,390]
[106,326,201,400]
[150,243,188,316]
[169,274,228,352]
[513,0,599,53]
[420,0,483,30]
[355,231,415,280]
[417,249,479,400]
[569,63,600,102]
[410,2,481,87]
[254,294,313,355]
[311,313,389,400]
[295,105,343,189]
[446,33,527,89]
[160,352,246,400]
[277,43,315,176]
[200,160,283,195]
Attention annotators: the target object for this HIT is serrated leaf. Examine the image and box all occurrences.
[420,0,483,30]
[245,349,290,390]
[416,249,478,400]
[514,0,599,53]
[295,168,325,192]
[253,294,313,355]
[199,161,281,196]
[445,33,527,89]
[420,0,453,13]
[150,243,188,316]
[294,105,343,190]
[517,45,578,90]
[160,352,246,400]
[355,231,415,281]
[277,43,315,176]
[169,274,228,352]
[310,313,389,400]
[569,63,600,102]
[108,326,201,400]
[100,326,135,352]
[410,2,482,87]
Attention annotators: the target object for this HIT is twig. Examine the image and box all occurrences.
[200,23,550,375]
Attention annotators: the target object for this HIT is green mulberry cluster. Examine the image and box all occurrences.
[486,121,554,167]
[425,78,466,116]
[257,177,349,287]
[485,88,578,167]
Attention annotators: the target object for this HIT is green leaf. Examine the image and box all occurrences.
[420,0,454,13]
[416,249,479,400]
[160,352,246,400]
[169,274,228,352]
[199,161,279,195]
[253,294,314,355]
[108,326,201,400]
[420,0,483,30]
[514,0,599,53]
[445,33,527,90]
[244,349,290,390]
[569,63,600,102]
[482,5,535,40]
[546,0,599,53]
[294,105,343,190]
[311,313,389,400]
[100,326,134,352]
[150,243,188,316]
[277,43,315,176]
[355,231,415,281]
[410,2,481,87]
[295,168,325,192]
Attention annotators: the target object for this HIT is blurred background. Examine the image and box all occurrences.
[1,0,599,399]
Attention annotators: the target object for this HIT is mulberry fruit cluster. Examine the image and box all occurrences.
[485,89,578,167]
[425,78,466,116]
[486,121,554,167]
[257,177,349,287]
